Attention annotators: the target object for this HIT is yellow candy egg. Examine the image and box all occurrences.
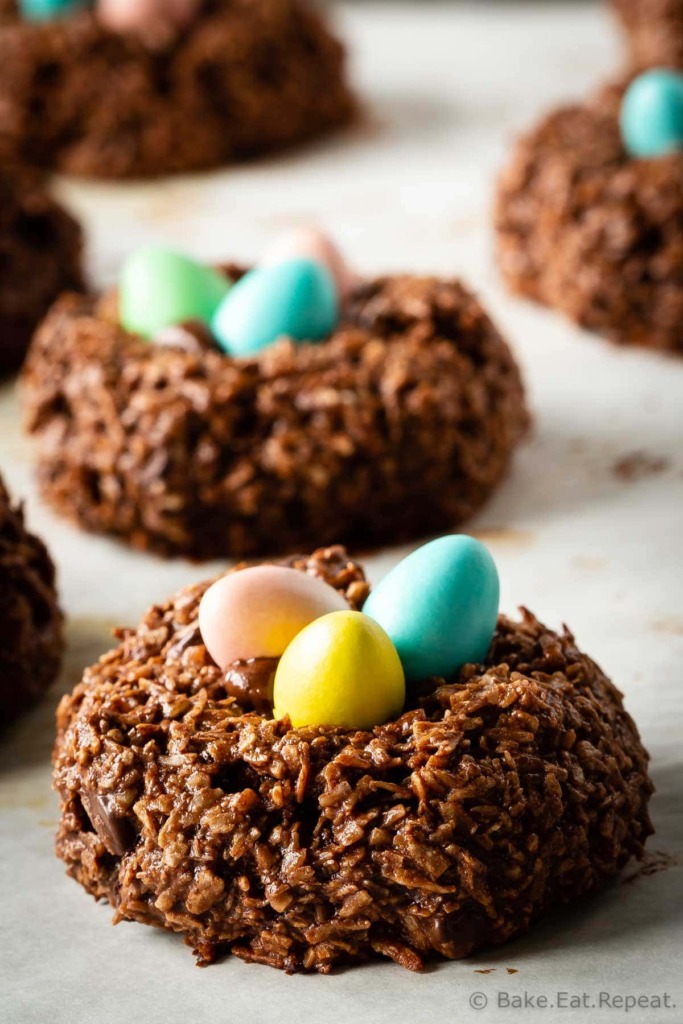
[273,611,405,730]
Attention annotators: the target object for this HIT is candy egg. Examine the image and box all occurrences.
[212,258,338,357]
[620,69,683,158]
[273,611,405,730]
[119,245,231,339]
[261,227,358,301]
[363,535,499,684]
[198,565,348,670]
[19,0,87,20]
[97,0,200,35]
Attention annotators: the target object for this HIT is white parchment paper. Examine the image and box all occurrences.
[1,5,681,1023]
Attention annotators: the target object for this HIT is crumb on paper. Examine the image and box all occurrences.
[572,555,608,571]
[470,527,535,548]
[622,850,678,885]
[613,451,669,481]
[649,617,683,637]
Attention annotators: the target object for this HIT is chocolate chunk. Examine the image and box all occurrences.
[166,623,203,660]
[81,791,135,858]
[224,658,277,716]
[153,320,220,356]
[425,909,489,958]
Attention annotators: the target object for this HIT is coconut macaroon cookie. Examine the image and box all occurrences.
[53,539,654,973]
[0,471,62,729]
[0,0,354,179]
[21,231,528,559]
[0,163,83,374]
[612,0,683,70]
[495,72,683,352]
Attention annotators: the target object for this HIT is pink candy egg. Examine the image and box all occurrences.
[97,0,201,36]
[261,228,359,302]
[198,565,349,670]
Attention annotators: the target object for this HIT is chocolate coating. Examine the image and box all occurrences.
[612,0,683,70]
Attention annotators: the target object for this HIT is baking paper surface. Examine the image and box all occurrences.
[1,5,681,1022]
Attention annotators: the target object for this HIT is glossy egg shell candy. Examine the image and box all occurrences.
[119,245,231,339]
[261,227,358,301]
[273,610,405,730]
[97,0,200,34]
[363,535,499,683]
[19,0,87,18]
[19,0,86,20]
[620,69,683,158]
[198,565,348,670]
[211,258,338,357]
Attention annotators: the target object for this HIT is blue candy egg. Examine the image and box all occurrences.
[212,258,338,358]
[620,69,683,158]
[19,0,88,20]
[363,535,500,684]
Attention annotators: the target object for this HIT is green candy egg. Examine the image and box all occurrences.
[211,258,338,357]
[119,245,231,339]
[273,611,405,730]
[363,535,500,684]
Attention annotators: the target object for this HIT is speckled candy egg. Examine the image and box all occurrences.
[620,69,683,158]
[119,245,231,339]
[261,227,358,301]
[273,610,405,730]
[198,566,348,670]
[363,535,500,684]
[211,258,338,357]
[19,0,87,20]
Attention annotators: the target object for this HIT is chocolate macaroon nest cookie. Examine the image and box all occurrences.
[53,545,654,974]
[0,163,83,374]
[21,269,528,559]
[0,0,354,179]
[612,0,683,70]
[0,472,62,729]
[495,76,683,353]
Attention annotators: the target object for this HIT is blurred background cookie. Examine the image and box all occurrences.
[0,164,82,375]
[495,73,683,353]
[0,470,63,729]
[612,0,683,70]
[0,0,354,178]
[21,235,529,559]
